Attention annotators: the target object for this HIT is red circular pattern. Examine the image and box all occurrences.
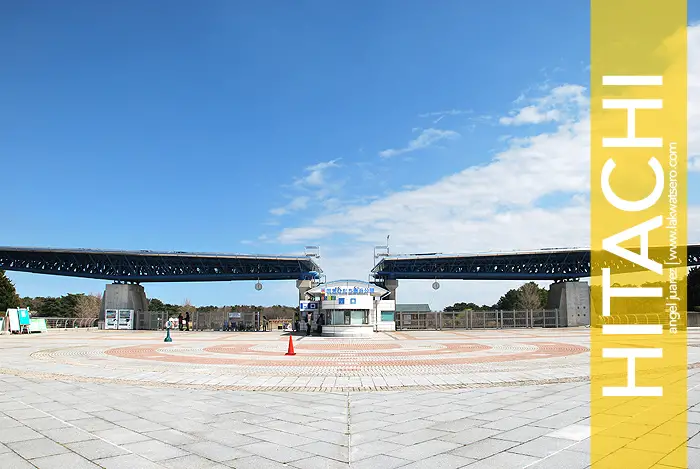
[104,341,586,367]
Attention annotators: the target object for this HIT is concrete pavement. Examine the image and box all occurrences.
[0,329,698,468]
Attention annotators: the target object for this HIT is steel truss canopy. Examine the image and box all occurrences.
[0,247,323,282]
[371,245,700,281]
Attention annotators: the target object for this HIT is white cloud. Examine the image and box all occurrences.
[294,159,341,187]
[281,87,592,247]
[419,109,472,124]
[274,25,700,309]
[418,109,472,118]
[270,159,343,216]
[500,84,587,126]
[500,106,560,125]
[269,196,310,216]
[379,128,460,158]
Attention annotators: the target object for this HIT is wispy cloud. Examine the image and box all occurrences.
[499,84,587,126]
[269,159,343,216]
[691,157,700,172]
[500,106,561,126]
[418,109,472,124]
[418,109,472,118]
[293,159,341,187]
[379,128,460,158]
[270,196,310,216]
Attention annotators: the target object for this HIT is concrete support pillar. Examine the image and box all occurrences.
[546,281,590,327]
[296,279,314,301]
[101,283,149,330]
[296,279,316,333]
[383,279,398,301]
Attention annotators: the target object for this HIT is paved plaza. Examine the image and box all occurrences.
[0,328,699,468]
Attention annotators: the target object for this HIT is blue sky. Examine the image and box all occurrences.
[3,2,699,309]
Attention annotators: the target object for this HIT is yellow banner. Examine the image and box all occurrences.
[591,0,687,467]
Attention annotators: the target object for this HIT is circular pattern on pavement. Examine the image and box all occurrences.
[8,329,655,392]
[101,340,584,369]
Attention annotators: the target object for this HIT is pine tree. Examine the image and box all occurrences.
[0,270,20,312]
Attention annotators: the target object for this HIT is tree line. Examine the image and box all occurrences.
[443,270,700,313]
[20,293,102,318]
[0,271,298,319]
[148,298,297,320]
[3,268,700,319]
[444,281,549,312]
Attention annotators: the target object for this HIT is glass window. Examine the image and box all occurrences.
[351,311,364,325]
[325,309,371,326]
[381,311,395,322]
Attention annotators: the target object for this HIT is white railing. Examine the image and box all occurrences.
[40,317,99,329]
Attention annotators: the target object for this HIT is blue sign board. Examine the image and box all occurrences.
[18,308,31,326]
[323,287,375,295]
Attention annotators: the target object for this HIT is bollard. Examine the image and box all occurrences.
[164,320,173,342]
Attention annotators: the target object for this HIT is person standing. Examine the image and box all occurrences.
[185,311,191,331]
[317,313,324,336]
[178,313,184,331]
[306,312,312,336]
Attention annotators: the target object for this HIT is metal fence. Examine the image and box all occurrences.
[395,310,560,330]
[596,312,695,329]
[138,311,170,330]
[40,317,99,329]
[143,311,270,331]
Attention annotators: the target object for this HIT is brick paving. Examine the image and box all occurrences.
[0,328,699,468]
[7,329,596,386]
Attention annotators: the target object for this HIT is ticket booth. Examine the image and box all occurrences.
[302,280,395,337]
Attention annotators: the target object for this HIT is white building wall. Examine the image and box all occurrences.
[321,295,374,310]
[376,299,396,332]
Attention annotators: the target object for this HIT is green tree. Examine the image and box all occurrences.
[516,282,546,309]
[539,288,549,309]
[495,289,519,310]
[0,270,20,312]
[35,297,60,316]
[59,294,83,318]
[75,293,101,318]
[444,302,490,312]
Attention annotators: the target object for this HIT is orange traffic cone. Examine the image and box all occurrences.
[285,335,296,356]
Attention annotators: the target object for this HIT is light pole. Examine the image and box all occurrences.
[372,236,390,275]
[371,236,391,330]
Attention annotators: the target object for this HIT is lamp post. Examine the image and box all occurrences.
[371,236,391,330]
[164,320,173,342]
[372,236,390,280]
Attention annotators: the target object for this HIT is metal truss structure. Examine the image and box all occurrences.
[372,245,700,281]
[0,247,323,282]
